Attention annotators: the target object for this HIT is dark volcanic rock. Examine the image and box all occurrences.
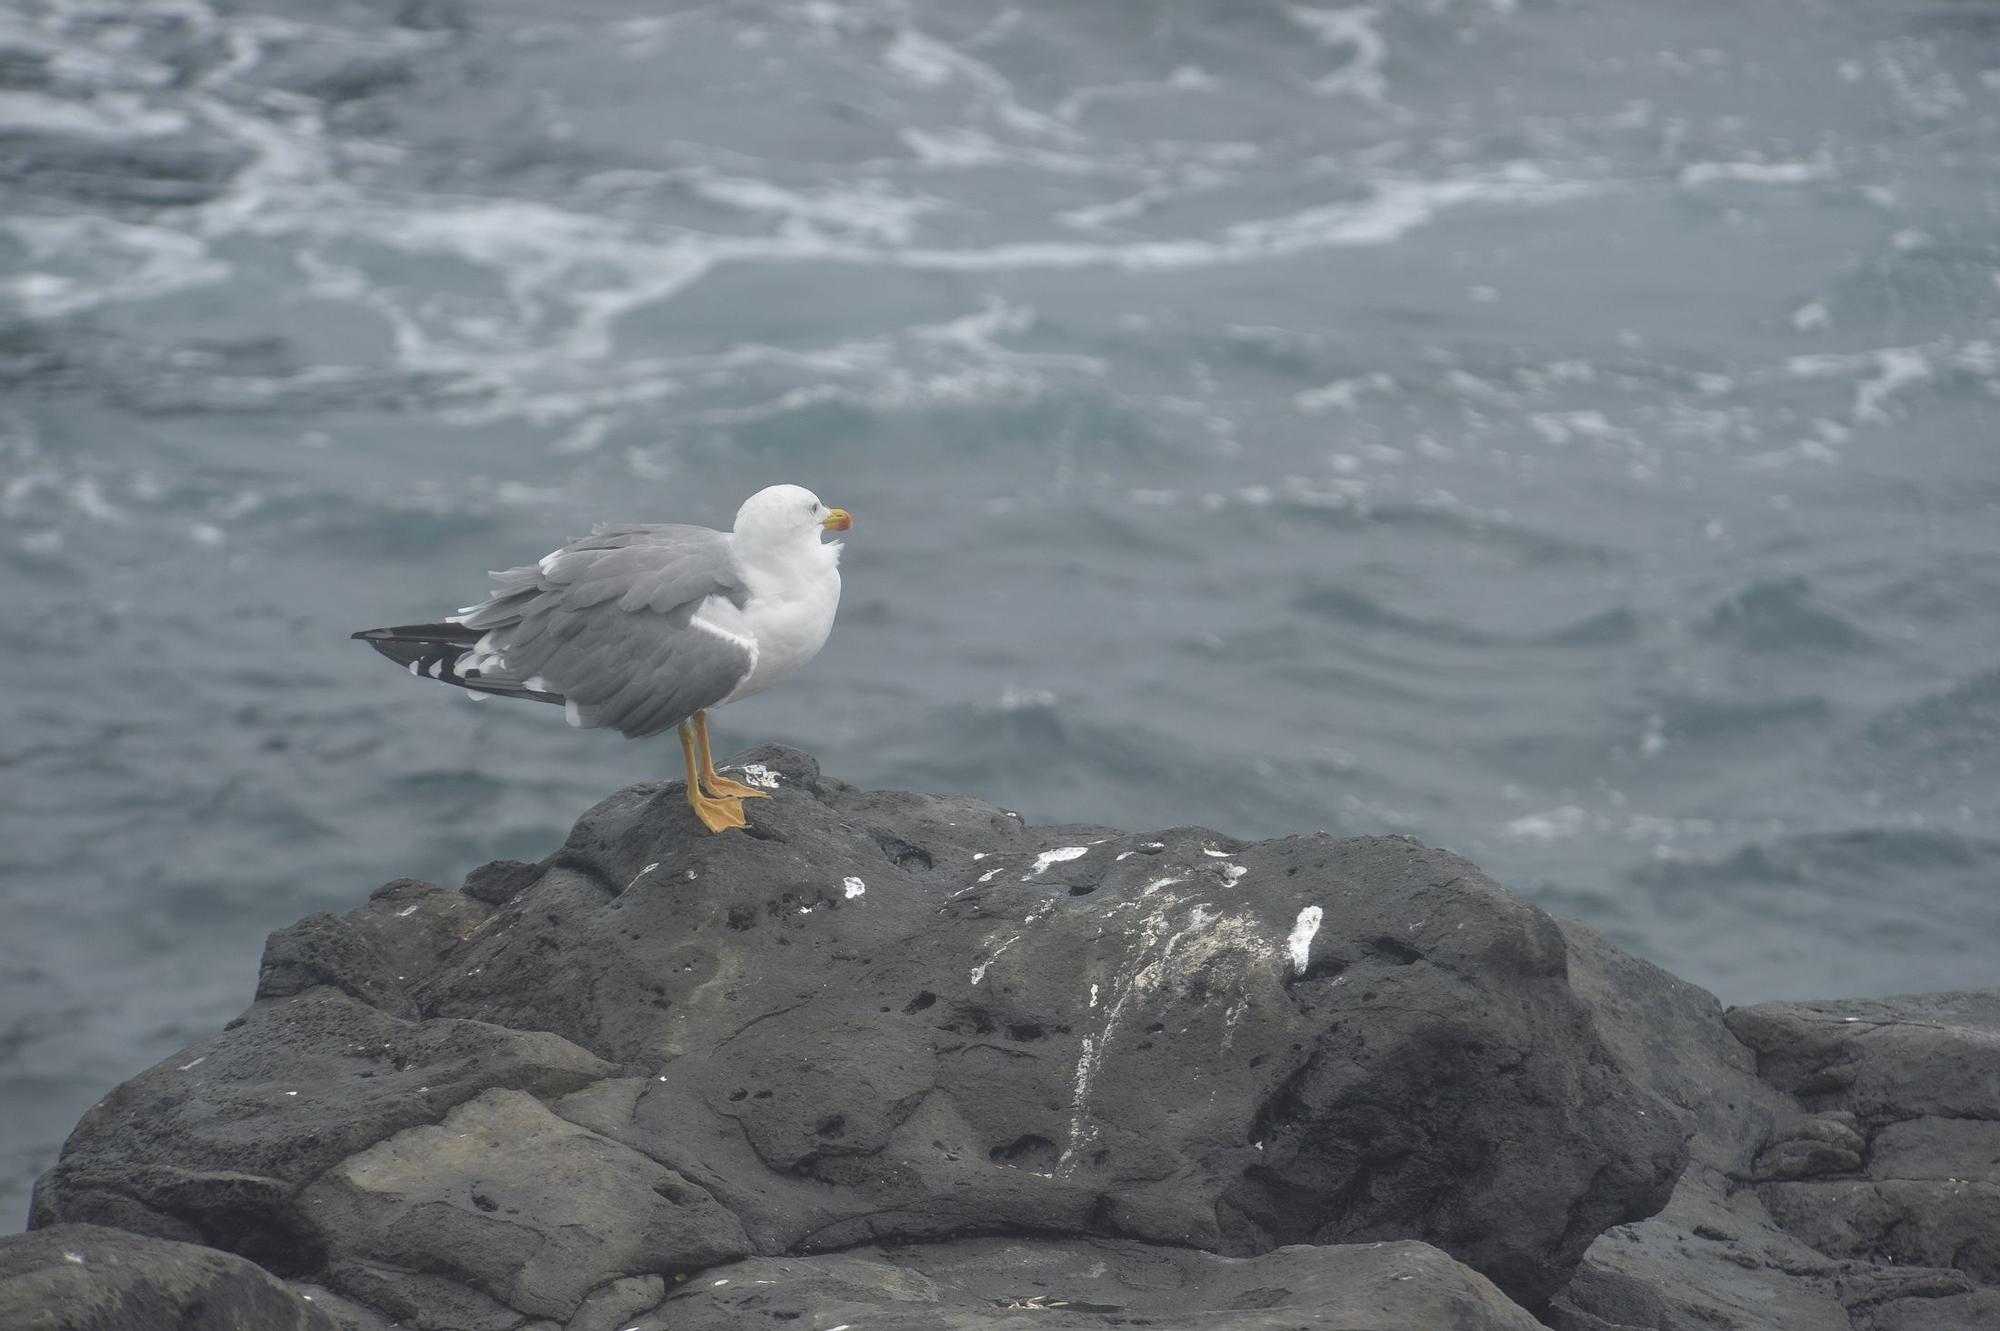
[1548,940,2000,1331]
[658,1235,1546,1330]
[21,745,1997,1330]
[1733,994,2000,1289]
[0,1223,338,1331]
[404,747,1686,1307]
[301,1088,748,1320]
[29,992,613,1267]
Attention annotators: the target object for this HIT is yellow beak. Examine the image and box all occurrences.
[821,507,853,532]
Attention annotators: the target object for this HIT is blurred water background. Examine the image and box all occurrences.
[3,0,1997,1228]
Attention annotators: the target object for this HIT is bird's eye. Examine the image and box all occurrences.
[811,502,821,513]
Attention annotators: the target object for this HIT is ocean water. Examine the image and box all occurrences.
[3,0,1997,1229]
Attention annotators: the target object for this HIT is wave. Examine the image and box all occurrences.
[1634,827,2000,894]
[1697,576,1880,654]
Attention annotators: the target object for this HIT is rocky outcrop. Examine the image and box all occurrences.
[0,1224,338,1331]
[10,747,1999,1330]
[1550,927,2000,1331]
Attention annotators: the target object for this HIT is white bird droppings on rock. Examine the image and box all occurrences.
[843,876,866,898]
[1089,982,1100,1007]
[63,1251,84,1264]
[971,935,1020,985]
[394,902,421,918]
[1028,845,1090,877]
[178,1056,204,1071]
[1201,844,1229,857]
[1288,906,1324,974]
[734,763,782,790]
[1222,863,1248,884]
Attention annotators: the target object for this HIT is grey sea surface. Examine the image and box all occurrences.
[2,0,1997,1229]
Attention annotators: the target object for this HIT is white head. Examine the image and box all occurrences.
[731,484,852,561]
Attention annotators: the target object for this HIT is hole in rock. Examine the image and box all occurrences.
[903,991,937,1013]
[943,1006,996,1036]
[816,1115,846,1139]
[1006,1022,1045,1042]
[1067,884,1094,896]
[728,1089,747,1102]
[1298,954,1347,983]
[726,906,758,931]
[872,831,934,871]
[1367,936,1423,966]
[989,1134,1056,1165]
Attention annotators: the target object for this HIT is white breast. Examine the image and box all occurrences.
[706,542,841,705]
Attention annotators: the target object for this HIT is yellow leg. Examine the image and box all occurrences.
[679,721,746,832]
[695,710,771,800]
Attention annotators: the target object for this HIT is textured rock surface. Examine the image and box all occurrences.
[302,1088,748,1320]
[420,746,1686,1310]
[0,1223,338,1331]
[13,747,2000,1329]
[1549,927,2000,1331]
[29,986,615,1269]
[657,1235,1547,1330]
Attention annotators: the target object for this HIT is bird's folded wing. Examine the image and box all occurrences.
[453,524,755,738]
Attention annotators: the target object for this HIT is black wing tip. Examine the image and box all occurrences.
[351,622,480,644]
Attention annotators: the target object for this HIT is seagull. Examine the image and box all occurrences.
[353,484,851,833]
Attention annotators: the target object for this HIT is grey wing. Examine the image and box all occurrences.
[453,524,754,738]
